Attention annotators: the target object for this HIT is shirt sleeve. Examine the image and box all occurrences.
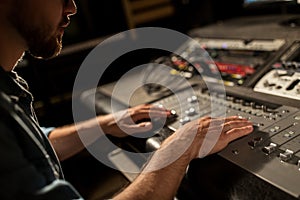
[40,126,55,137]
[0,122,47,199]
[0,122,84,200]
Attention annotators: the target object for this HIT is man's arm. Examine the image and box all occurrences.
[113,148,191,200]
[48,104,170,161]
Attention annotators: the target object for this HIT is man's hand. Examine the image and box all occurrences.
[97,104,170,137]
[160,116,254,163]
[142,116,253,173]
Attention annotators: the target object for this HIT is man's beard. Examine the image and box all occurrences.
[9,4,63,59]
[26,27,63,59]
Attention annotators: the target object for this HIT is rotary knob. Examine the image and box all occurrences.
[180,116,191,125]
[185,107,196,116]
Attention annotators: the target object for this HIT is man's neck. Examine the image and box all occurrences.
[0,21,27,72]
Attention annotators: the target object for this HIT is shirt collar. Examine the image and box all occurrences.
[0,66,35,118]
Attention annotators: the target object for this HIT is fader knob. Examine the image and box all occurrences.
[248,137,263,148]
[262,143,277,154]
[280,149,294,162]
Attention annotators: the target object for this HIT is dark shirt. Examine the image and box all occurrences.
[0,66,83,199]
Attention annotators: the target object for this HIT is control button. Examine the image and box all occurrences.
[250,102,256,109]
[281,110,290,114]
[245,108,252,113]
[167,109,178,123]
[180,116,190,125]
[294,115,300,120]
[298,160,300,170]
[269,126,280,132]
[187,96,198,103]
[293,122,298,126]
[226,96,234,101]
[155,103,165,109]
[255,111,264,117]
[283,131,295,138]
[262,143,277,154]
[280,149,294,162]
[253,123,264,127]
[232,149,239,155]
[269,128,277,133]
[170,109,176,115]
[185,107,196,116]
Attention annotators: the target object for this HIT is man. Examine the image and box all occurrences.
[0,0,253,199]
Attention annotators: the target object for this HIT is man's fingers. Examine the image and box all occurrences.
[225,125,254,140]
[199,116,252,132]
[131,105,170,122]
[222,120,253,133]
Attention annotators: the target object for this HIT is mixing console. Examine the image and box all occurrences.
[82,21,300,198]
[145,84,300,198]
[142,37,300,198]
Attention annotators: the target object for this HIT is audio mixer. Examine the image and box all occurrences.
[145,83,300,198]
[142,38,300,199]
[81,16,300,199]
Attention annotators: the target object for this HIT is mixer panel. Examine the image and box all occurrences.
[146,85,300,198]
[86,34,300,199]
